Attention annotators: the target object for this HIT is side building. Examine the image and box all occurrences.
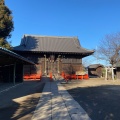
[0,47,34,83]
[13,35,94,76]
[88,64,104,78]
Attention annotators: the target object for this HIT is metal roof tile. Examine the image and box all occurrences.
[13,34,94,54]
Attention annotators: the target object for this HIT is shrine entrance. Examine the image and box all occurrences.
[47,60,57,75]
[44,55,61,75]
[105,67,116,81]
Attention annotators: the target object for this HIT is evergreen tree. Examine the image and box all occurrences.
[0,0,14,49]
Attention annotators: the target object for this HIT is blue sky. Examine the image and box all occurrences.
[5,0,120,65]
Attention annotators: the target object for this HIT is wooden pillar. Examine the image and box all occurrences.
[105,67,108,81]
[58,55,61,74]
[13,63,16,85]
[51,62,52,73]
[9,66,10,83]
[22,65,24,82]
[112,67,115,81]
[44,55,46,74]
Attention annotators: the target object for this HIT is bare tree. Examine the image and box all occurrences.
[97,32,120,66]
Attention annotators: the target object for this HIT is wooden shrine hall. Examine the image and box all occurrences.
[13,35,94,77]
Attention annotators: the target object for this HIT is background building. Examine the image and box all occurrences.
[88,64,104,78]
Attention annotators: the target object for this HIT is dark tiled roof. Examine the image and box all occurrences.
[13,35,94,54]
[88,64,104,69]
[0,47,34,65]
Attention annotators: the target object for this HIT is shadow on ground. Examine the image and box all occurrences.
[0,79,45,120]
[63,82,120,120]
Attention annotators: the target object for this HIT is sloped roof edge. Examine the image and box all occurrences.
[0,47,34,65]
[88,64,104,69]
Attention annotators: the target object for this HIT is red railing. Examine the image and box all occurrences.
[23,72,42,80]
[61,72,89,80]
[49,72,53,81]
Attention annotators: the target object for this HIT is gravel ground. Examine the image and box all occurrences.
[62,78,120,120]
[0,80,45,120]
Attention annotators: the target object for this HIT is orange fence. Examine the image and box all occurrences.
[49,72,53,81]
[24,72,42,81]
[61,72,89,80]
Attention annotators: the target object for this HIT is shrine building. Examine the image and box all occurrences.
[13,35,94,76]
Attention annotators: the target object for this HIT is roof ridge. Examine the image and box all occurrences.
[24,34,78,39]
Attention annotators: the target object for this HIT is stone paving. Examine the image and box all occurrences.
[0,82,23,93]
[32,80,91,120]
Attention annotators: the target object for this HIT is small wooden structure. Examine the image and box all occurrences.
[88,64,104,77]
[0,47,34,84]
[115,62,120,79]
